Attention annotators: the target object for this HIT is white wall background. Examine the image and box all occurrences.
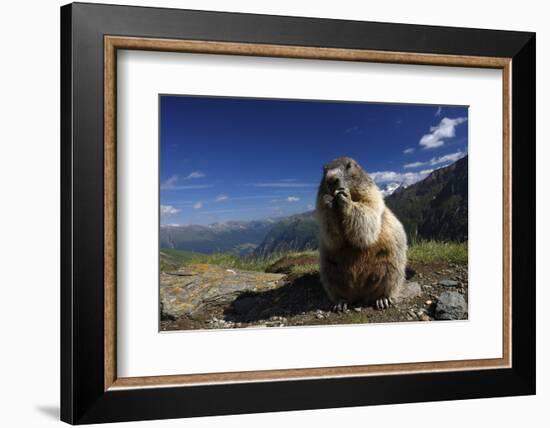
[0,1,546,427]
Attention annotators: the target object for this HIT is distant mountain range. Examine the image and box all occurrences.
[385,155,468,243]
[160,157,468,256]
[160,219,276,255]
[253,211,318,256]
[379,181,405,197]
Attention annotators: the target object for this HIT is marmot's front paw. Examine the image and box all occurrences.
[332,301,349,312]
[322,194,334,208]
[334,188,351,208]
[374,297,393,310]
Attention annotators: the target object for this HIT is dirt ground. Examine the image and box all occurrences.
[160,258,468,331]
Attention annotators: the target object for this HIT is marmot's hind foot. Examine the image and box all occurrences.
[375,297,393,310]
[332,301,348,313]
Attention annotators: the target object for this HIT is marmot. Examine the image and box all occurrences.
[316,157,407,311]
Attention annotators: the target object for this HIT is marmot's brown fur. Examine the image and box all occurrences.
[316,157,407,310]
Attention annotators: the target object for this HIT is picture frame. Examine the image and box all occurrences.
[60,2,535,424]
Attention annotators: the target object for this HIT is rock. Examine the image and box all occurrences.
[434,291,467,320]
[160,301,176,321]
[353,307,362,312]
[440,279,459,287]
[425,300,433,305]
[419,314,431,321]
[396,281,422,301]
[160,265,284,319]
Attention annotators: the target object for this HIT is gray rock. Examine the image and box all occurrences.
[435,291,467,320]
[440,279,459,287]
[396,281,422,301]
[160,265,284,319]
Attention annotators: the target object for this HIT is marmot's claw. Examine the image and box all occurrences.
[332,302,348,312]
[375,298,392,310]
[334,188,350,199]
[334,189,350,208]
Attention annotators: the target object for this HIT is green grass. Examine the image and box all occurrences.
[160,241,467,273]
[288,262,320,275]
[160,248,319,272]
[407,240,468,265]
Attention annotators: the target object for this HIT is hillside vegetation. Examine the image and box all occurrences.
[160,248,319,273]
[385,156,468,243]
[161,241,467,274]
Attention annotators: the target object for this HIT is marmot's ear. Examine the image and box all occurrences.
[346,161,353,169]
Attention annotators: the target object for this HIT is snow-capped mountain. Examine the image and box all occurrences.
[379,182,404,197]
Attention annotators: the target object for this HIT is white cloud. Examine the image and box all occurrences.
[185,171,205,179]
[193,201,203,209]
[161,183,212,190]
[431,150,466,165]
[253,181,314,188]
[419,117,467,149]
[435,106,442,116]
[201,208,237,214]
[345,125,362,134]
[370,170,432,187]
[403,161,425,169]
[403,150,466,169]
[160,205,180,216]
[215,194,229,202]
[403,148,415,154]
[227,195,275,201]
[161,174,212,190]
[307,204,314,210]
[161,175,179,189]
[287,196,300,202]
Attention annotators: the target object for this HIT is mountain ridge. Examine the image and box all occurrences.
[160,157,468,255]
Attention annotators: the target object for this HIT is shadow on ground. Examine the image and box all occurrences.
[35,405,59,420]
[223,272,333,322]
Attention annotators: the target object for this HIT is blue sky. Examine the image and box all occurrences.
[160,95,468,225]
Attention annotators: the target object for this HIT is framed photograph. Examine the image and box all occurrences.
[61,2,535,424]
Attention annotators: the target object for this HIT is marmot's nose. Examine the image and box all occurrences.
[326,176,339,186]
[325,168,342,187]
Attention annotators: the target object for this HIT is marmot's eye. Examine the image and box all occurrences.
[346,161,352,169]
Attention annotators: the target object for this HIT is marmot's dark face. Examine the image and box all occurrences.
[321,157,373,197]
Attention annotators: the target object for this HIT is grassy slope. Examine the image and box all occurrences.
[407,241,468,264]
[161,241,467,273]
